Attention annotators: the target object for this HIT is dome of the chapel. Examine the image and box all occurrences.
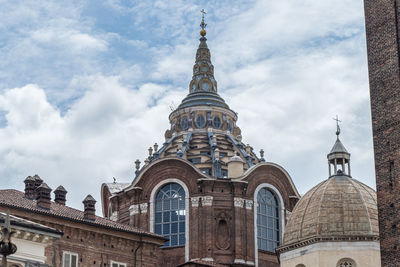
[282,175,379,247]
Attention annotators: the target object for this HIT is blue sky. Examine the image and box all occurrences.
[0,0,372,213]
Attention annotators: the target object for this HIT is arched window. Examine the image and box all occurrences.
[337,258,356,267]
[155,183,186,247]
[296,264,306,267]
[256,188,280,252]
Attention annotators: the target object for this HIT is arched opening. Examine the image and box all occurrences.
[337,258,356,267]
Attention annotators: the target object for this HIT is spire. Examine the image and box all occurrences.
[177,9,229,109]
[327,117,351,177]
[188,9,217,94]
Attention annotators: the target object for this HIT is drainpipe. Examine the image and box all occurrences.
[133,236,143,267]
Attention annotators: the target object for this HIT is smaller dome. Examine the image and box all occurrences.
[282,175,379,247]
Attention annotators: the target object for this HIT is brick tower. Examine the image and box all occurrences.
[364,0,400,265]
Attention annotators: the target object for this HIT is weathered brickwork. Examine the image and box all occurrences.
[105,158,299,267]
[364,0,400,265]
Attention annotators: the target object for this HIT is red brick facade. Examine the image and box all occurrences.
[364,0,400,265]
[103,158,299,267]
[0,187,164,267]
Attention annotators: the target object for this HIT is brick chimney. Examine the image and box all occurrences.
[36,183,52,210]
[83,195,96,221]
[54,185,67,205]
[24,176,36,199]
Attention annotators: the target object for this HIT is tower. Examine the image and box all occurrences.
[364,0,400,265]
[101,13,300,267]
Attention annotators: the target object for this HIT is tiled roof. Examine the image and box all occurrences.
[0,189,163,239]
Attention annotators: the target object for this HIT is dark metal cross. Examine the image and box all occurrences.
[200,9,207,29]
[333,115,341,136]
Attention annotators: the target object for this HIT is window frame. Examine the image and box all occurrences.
[253,183,284,267]
[150,178,189,262]
[110,260,127,267]
[62,251,78,267]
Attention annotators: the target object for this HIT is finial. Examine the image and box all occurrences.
[333,115,341,138]
[148,147,153,156]
[153,143,158,152]
[260,149,264,158]
[135,159,141,171]
[113,177,116,184]
[200,9,207,37]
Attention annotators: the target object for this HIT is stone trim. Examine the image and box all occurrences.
[245,200,253,210]
[110,211,118,221]
[139,203,148,214]
[201,257,213,261]
[191,197,200,207]
[276,235,380,254]
[234,197,244,208]
[129,204,139,216]
[202,196,213,206]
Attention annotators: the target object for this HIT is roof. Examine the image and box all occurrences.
[104,182,130,195]
[329,138,349,154]
[0,189,163,239]
[0,212,62,237]
[281,176,379,250]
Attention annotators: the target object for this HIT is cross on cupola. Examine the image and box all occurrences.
[200,9,207,37]
[327,116,351,177]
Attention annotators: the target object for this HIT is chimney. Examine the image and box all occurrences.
[54,186,67,205]
[227,153,245,178]
[83,195,96,221]
[36,183,52,210]
[24,176,36,199]
[32,174,43,199]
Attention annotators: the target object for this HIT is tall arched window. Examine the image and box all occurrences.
[256,188,280,252]
[155,183,186,247]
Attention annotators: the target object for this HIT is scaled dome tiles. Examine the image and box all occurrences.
[282,175,379,248]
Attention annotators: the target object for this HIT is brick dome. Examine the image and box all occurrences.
[282,175,379,247]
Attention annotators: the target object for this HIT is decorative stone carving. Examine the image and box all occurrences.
[140,203,148,214]
[202,196,213,206]
[191,197,200,207]
[129,204,139,216]
[234,197,244,208]
[245,200,253,210]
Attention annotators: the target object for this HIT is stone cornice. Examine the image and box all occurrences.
[276,235,380,254]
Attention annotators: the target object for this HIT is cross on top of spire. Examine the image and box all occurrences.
[200,9,207,36]
[333,115,341,138]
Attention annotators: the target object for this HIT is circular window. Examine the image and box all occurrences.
[213,116,221,129]
[202,65,208,72]
[181,117,189,130]
[195,115,206,128]
[202,82,210,91]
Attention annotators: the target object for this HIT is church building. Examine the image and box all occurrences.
[101,15,300,267]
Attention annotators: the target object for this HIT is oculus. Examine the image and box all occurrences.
[181,117,189,130]
[195,114,206,128]
[213,116,222,129]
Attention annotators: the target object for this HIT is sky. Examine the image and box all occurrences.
[0,0,372,214]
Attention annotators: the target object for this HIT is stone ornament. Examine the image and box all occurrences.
[140,203,148,214]
[191,197,200,207]
[129,204,139,216]
[233,197,244,208]
[109,211,118,222]
[202,196,213,206]
[245,200,253,210]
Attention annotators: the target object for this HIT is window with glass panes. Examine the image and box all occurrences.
[256,188,280,252]
[63,252,78,267]
[111,261,126,267]
[155,183,186,247]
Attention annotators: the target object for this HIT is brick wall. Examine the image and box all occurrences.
[364,0,400,265]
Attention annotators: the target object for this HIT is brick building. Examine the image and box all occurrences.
[0,175,165,267]
[101,17,300,267]
[364,0,400,265]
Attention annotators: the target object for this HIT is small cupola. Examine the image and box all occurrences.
[83,194,96,221]
[228,152,245,178]
[24,176,36,199]
[36,183,52,209]
[54,185,67,205]
[327,117,351,177]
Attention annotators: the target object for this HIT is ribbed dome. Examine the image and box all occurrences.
[282,175,379,247]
